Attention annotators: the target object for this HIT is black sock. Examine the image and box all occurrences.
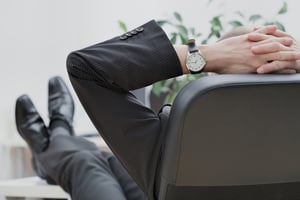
[49,119,73,137]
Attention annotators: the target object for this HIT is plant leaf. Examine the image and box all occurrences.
[179,34,188,45]
[235,11,245,18]
[206,32,214,41]
[156,20,168,27]
[152,82,162,96]
[211,15,223,27]
[208,0,214,4]
[209,15,223,37]
[275,21,286,31]
[213,29,221,38]
[176,24,189,42]
[201,39,208,44]
[264,21,286,32]
[170,33,177,44]
[229,20,243,27]
[195,33,202,37]
[118,20,127,32]
[278,1,287,14]
[174,12,182,22]
[152,80,172,96]
[164,78,176,88]
[165,91,178,104]
[249,14,262,22]
[190,27,196,35]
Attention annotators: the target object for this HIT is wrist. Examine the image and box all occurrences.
[199,44,224,73]
[174,45,189,74]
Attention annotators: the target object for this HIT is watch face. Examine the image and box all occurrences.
[186,52,206,73]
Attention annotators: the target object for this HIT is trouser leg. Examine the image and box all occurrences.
[37,135,145,200]
[67,77,162,196]
[105,152,146,200]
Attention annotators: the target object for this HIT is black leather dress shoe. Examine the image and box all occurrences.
[15,95,49,153]
[48,76,74,131]
[15,95,53,182]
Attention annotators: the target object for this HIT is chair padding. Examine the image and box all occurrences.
[159,74,300,200]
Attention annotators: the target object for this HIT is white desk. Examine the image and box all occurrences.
[0,176,70,200]
[0,135,110,200]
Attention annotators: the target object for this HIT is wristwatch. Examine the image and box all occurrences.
[186,39,206,74]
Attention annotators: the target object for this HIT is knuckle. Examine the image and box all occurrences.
[291,53,297,60]
[279,53,284,60]
[285,37,292,43]
[273,43,281,50]
[281,38,289,45]
[270,61,281,71]
[271,53,282,61]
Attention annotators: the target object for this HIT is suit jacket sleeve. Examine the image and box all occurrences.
[66,19,183,92]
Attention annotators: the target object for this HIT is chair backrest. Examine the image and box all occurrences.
[159,74,300,200]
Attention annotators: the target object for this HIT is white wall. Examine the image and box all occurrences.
[0,0,299,176]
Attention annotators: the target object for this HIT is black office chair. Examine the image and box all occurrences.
[159,74,300,200]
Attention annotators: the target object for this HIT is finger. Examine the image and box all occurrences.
[249,33,293,46]
[257,60,297,74]
[276,37,293,46]
[252,43,293,54]
[248,33,269,42]
[254,25,277,35]
[254,37,293,47]
[262,52,300,62]
[272,30,292,38]
[276,69,297,74]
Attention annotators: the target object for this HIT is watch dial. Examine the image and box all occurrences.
[186,52,206,72]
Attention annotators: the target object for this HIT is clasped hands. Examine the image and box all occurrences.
[206,25,300,74]
[250,26,300,74]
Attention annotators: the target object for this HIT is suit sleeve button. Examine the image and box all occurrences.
[119,35,127,40]
[135,27,144,32]
[125,33,132,37]
[130,30,138,35]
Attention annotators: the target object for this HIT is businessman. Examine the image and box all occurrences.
[16,20,300,200]
[66,20,300,199]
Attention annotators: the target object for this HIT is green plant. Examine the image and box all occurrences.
[118,1,288,105]
[228,2,287,31]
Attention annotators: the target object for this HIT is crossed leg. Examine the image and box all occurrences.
[15,76,145,200]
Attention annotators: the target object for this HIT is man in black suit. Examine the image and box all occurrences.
[16,20,300,200]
